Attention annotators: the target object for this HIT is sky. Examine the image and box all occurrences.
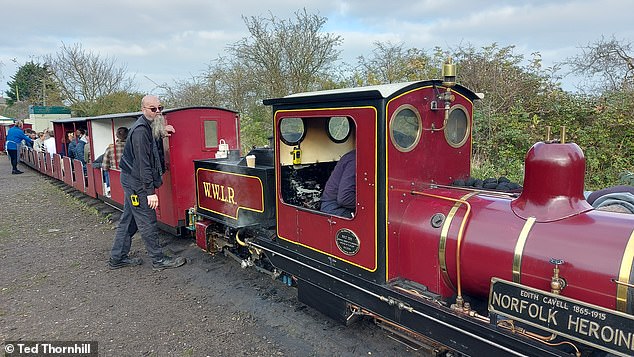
[1,0,633,97]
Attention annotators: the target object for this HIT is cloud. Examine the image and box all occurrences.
[1,0,633,95]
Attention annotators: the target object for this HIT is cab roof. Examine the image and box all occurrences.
[263,80,480,106]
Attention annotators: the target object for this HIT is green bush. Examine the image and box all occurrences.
[472,90,633,190]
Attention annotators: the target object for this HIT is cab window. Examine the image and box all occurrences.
[327,117,351,143]
[445,105,470,148]
[279,117,305,146]
[390,105,421,152]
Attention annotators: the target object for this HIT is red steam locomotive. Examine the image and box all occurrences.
[192,62,634,356]
[17,61,633,356]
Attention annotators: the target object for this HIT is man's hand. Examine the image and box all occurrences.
[165,124,176,137]
[147,194,159,209]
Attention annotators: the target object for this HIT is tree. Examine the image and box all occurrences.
[45,42,135,113]
[1,101,30,121]
[355,41,437,85]
[84,91,144,116]
[452,43,555,116]
[228,9,343,147]
[161,9,343,150]
[565,35,634,93]
[5,61,62,106]
[229,9,343,97]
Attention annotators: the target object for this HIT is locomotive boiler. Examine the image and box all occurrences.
[191,61,633,356]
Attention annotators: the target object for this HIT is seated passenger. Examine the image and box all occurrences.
[320,150,356,218]
[67,131,76,159]
[33,132,45,152]
[102,127,129,196]
[74,128,88,165]
[43,130,56,154]
[25,129,37,147]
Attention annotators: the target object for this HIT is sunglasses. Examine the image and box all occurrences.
[145,106,164,113]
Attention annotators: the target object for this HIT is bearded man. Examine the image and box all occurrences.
[109,95,186,270]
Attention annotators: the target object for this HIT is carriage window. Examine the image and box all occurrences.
[445,105,470,148]
[204,120,218,148]
[327,117,351,143]
[279,117,305,145]
[390,105,421,152]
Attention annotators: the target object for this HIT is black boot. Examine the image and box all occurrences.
[109,256,143,269]
[152,256,186,271]
[12,169,23,174]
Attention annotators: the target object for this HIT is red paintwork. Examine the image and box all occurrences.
[196,169,264,219]
[387,86,473,283]
[44,153,52,176]
[143,108,241,230]
[156,171,175,226]
[37,152,45,172]
[396,186,634,310]
[52,154,62,180]
[109,170,124,204]
[27,150,35,166]
[93,167,104,197]
[513,142,593,222]
[195,219,213,250]
[85,163,96,198]
[62,157,73,186]
[73,159,85,192]
[275,107,378,271]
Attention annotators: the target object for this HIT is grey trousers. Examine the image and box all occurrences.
[110,173,164,262]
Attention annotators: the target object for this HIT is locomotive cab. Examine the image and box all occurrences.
[269,100,380,278]
[264,80,480,284]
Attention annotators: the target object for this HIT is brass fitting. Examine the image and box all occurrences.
[550,259,567,295]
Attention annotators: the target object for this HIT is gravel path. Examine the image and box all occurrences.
[0,155,423,357]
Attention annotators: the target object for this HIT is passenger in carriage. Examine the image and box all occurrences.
[102,127,128,172]
[43,130,56,155]
[25,129,36,147]
[66,131,76,159]
[102,127,129,196]
[320,149,356,218]
[33,132,45,153]
[74,128,89,165]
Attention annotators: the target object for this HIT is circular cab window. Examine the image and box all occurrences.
[279,117,306,145]
[327,116,351,143]
[390,105,422,152]
[445,105,470,148]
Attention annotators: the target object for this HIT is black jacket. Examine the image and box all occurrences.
[119,115,164,195]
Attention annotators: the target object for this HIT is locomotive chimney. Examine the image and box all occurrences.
[511,141,592,222]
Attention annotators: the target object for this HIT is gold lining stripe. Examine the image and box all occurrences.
[616,229,634,312]
[273,106,380,272]
[439,191,478,290]
[513,217,537,283]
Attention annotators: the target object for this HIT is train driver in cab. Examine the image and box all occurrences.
[319,130,356,218]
